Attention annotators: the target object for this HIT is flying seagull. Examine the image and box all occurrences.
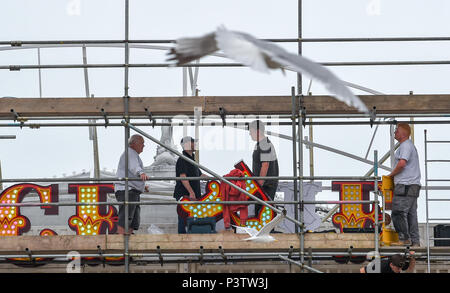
[233,210,287,243]
[167,26,369,113]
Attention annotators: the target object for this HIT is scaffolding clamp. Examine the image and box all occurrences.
[97,245,106,268]
[25,248,34,263]
[145,108,156,128]
[219,107,226,127]
[9,65,21,71]
[157,245,163,267]
[101,108,109,128]
[218,246,227,264]
[301,106,307,128]
[199,246,204,265]
[346,246,354,264]
[10,41,22,47]
[369,106,377,128]
[288,246,294,259]
[10,109,26,128]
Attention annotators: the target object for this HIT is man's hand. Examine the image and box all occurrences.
[144,185,149,192]
[140,173,149,181]
[189,191,196,201]
[257,180,264,186]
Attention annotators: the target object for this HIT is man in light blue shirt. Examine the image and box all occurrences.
[388,123,421,247]
[115,134,149,235]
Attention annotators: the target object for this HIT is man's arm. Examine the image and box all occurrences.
[200,173,210,179]
[180,173,196,200]
[258,162,270,186]
[405,251,416,273]
[388,159,407,178]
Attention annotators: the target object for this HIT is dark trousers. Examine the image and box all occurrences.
[255,184,278,217]
[178,216,186,234]
[392,195,419,243]
[115,189,141,231]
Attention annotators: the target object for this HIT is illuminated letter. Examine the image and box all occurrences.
[68,184,117,235]
[0,184,58,236]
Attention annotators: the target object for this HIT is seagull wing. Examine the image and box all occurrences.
[214,26,272,73]
[215,27,368,113]
[255,212,285,237]
[167,32,219,65]
[269,50,369,113]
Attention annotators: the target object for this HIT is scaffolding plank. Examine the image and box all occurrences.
[0,233,375,255]
[0,235,106,254]
[2,94,450,117]
[106,233,375,252]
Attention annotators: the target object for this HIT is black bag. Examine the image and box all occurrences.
[434,224,450,246]
[186,217,216,234]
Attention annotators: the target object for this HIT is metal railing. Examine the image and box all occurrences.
[424,130,450,273]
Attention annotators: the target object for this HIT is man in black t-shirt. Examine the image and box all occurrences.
[249,120,279,216]
[361,252,416,273]
[174,136,209,233]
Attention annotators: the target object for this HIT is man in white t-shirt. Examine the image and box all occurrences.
[388,123,421,247]
[115,134,149,235]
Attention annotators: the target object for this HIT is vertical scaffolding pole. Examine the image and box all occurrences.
[298,97,305,268]
[123,0,131,273]
[424,129,431,273]
[308,119,315,180]
[82,46,100,180]
[373,150,380,255]
[297,0,302,94]
[390,124,395,168]
[297,0,305,270]
[291,87,298,234]
[37,48,43,98]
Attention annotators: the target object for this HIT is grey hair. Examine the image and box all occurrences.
[128,134,143,145]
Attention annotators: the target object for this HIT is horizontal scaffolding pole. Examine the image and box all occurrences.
[0,175,378,183]
[0,250,446,262]
[3,119,450,128]
[0,199,378,208]
[1,112,450,121]
[4,60,450,71]
[2,36,450,46]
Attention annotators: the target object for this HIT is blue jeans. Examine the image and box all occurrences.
[178,216,186,234]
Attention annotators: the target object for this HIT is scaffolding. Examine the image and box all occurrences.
[1,0,450,274]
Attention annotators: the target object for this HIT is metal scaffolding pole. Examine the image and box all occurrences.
[373,150,380,257]
[123,0,131,274]
[5,60,450,71]
[0,175,379,183]
[298,95,305,267]
[3,36,450,46]
[424,129,431,273]
[291,87,299,234]
[6,119,450,129]
[1,112,448,122]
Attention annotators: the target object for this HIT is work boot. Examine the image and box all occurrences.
[391,239,412,246]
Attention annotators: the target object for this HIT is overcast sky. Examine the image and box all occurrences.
[1,0,450,222]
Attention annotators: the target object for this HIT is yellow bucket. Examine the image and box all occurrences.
[380,226,399,246]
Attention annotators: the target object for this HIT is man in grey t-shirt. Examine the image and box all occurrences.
[388,123,421,247]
